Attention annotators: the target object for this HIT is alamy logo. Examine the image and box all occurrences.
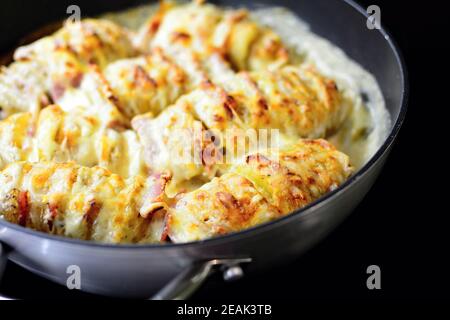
[66,5,81,24]
[367,5,381,30]
[366,265,381,290]
[66,265,81,290]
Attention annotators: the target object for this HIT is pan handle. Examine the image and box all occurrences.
[151,257,252,300]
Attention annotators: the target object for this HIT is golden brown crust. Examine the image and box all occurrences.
[168,139,353,242]
[137,1,289,71]
[0,19,136,120]
[0,162,169,243]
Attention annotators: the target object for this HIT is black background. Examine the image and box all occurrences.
[0,0,448,300]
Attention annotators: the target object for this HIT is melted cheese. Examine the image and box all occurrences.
[0,105,146,178]
[133,64,346,192]
[104,49,187,118]
[0,162,168,243]
[0,19,136,120]
[168,139,353,242]
[136,1,288,71]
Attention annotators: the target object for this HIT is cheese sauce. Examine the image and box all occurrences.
[102,3,390,170]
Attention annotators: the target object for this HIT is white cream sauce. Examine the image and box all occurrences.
[101,3,391,169]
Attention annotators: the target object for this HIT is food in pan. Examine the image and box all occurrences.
[135,0,288,71]
[168,139,352,242]
[132,64,347,193]
[0,19,136,119]
[0,139,351,243]
[0,162,169,243]
[0,105,146,178]
[0,1,390,244]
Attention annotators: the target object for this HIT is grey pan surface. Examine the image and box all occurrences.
[0,0,407,298]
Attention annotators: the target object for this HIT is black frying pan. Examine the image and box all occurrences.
[0,0,407,299]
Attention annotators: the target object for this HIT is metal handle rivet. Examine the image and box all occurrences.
[223,265,244,282]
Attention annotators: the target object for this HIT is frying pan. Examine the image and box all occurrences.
[0,0,408,299]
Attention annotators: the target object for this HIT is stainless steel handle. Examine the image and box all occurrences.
[0,242,14,300]
[151,257,252,300]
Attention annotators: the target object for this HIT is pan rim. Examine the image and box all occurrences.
[0,0,409,250]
